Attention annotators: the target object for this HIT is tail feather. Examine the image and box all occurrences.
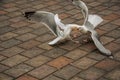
[88,15,103,28]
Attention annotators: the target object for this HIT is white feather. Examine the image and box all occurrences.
[88,15,103,28]
[54,14,66,29]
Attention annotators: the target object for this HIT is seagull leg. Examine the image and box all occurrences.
[48,36,62,45]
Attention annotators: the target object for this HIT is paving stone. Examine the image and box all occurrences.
[0,26,14,35]
[48,56,73,69]
[79,43,97,52]
[0,73,13,80]
[10,21,29,28]
[114,38,120,44]
[65,49,88,60]
[32,27,49,35]
[43,75,63,80]
[29,23,45,29]
[70,76,84,80]
[114,51,120,61]
[29,65,56,79]
[112,19,120,26]
[7,11,21,17]
[54,65,81,80]
[33,4,47,9]
[0,39,21,48]
[88,2,101,7]
[0,21,10,28]
[99,23,118,31]
[38,42,53,50]
[0,10,7,15]
[4,64,33,77]
[106,29,120,38]
[0,15,9,21]
[25,55,51,67]
[1,55,28,67]
[103,13,119,21]
[95,59,120,71]
[78,67,105,80]
[59,41,81,51]
[105,68,120,80]
[9,16,25,23]
[0,32,18,41]
[16,75,38,80]
[0,47,24,57]
[13,27,33,34]
[19,40,40,49]
[43,48,67,58]
[0,64,9,72]
[100,36,114,45]
[0,55,6,61]
[4,7,19,12]
[72,57,98,69]
[87,51,105,61]
[105,42,120,52]
[2,3,16,8]
[16,33,37,41]
[20,47,44,58]
[36,33,55,42]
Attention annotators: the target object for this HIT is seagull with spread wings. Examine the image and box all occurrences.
[23,0,113,58]
[72,0,113,58]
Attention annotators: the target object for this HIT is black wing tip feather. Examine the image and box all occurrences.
[24,11,36,19]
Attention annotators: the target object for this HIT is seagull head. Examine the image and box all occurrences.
[23,11,35,20]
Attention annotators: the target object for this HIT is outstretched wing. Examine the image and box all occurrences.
[33,11,58,36]
[88,15,103,29]
[91,30,112,56]
[72,0,88,24]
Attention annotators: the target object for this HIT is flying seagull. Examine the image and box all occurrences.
[23,11,81,45]
[72,0,113,58]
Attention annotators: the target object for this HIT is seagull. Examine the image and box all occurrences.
[72,0,113,58]
[23,11,81,45]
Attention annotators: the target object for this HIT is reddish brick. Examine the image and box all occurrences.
[16,75,38,80]
[95,59,120,71]
[0,10,7,15]
[5,7,19,12]
[70,76,84,80]
[106,30,120,38]
[0,55,6,61]
[72,57,97,69]
[29,65,56,79]
[48,56,73,69]
[59,13,71,19]
[103,13,119,21]
[19,40,40,49]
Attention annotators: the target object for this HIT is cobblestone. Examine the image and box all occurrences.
[0,0,119,80]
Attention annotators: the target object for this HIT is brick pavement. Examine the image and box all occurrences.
[0,0,120,80]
